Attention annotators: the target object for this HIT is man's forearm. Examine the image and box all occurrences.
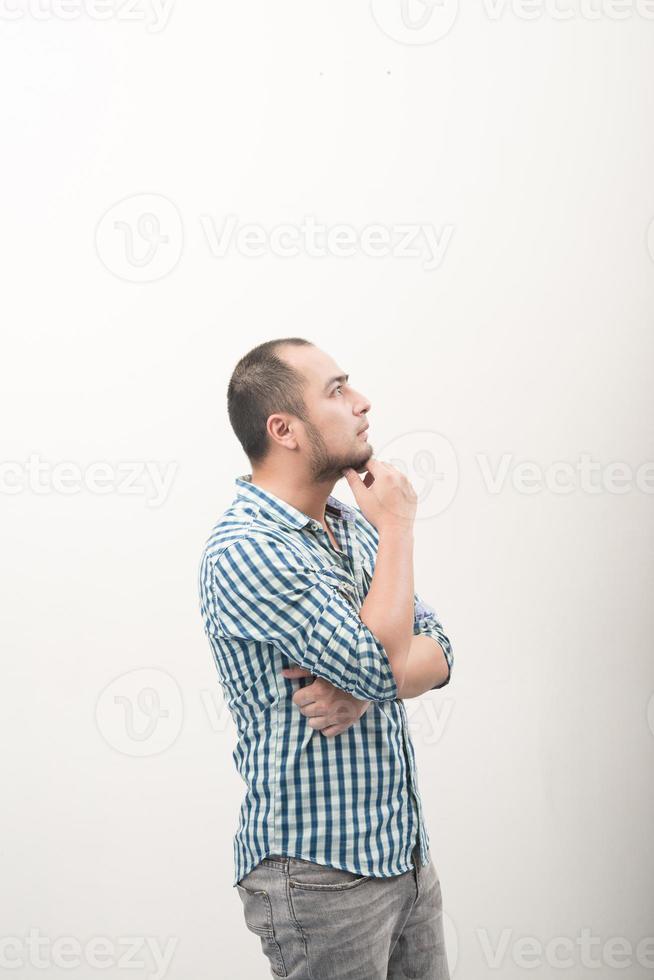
[396,634,450,699]
[358,526,414,691]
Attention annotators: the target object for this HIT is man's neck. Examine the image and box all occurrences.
[248,471,336,525]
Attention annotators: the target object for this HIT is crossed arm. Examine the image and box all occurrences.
[212,530,452,737]
[281,624,451,736]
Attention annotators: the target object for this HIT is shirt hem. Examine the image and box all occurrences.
[233,846,427,888]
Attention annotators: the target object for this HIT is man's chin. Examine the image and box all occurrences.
[342,446,373,475]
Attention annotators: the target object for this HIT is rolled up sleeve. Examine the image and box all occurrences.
[413,593,454,689]
[210,536,398,703]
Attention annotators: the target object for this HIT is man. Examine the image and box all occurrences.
[198,337,454,978]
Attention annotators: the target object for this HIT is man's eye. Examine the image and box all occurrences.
[334,385,344,395]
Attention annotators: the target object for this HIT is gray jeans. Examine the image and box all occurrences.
[235,840,451,978]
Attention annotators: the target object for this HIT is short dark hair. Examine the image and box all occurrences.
[227,338,314,464]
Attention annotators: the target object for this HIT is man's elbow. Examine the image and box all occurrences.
[431,650,452,689]
[424,640,449,688]
[397,635,451,699]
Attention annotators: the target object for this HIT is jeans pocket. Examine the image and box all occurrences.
[287,858,371,892]
[236,883,287,977]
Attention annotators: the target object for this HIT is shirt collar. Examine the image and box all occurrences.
[235,473,356,530]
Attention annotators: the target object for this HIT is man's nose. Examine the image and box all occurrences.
[352,388,371,415]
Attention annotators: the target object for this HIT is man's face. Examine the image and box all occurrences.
[281,345,373,481]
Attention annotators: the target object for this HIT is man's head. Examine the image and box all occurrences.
[227,339,373,482]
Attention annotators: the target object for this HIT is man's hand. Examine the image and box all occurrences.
[281,666,371,736]
[343,458,417,532]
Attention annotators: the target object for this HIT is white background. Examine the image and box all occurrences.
[1,1,654,977]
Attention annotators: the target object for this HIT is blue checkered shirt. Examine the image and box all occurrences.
[198,474,454,887]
